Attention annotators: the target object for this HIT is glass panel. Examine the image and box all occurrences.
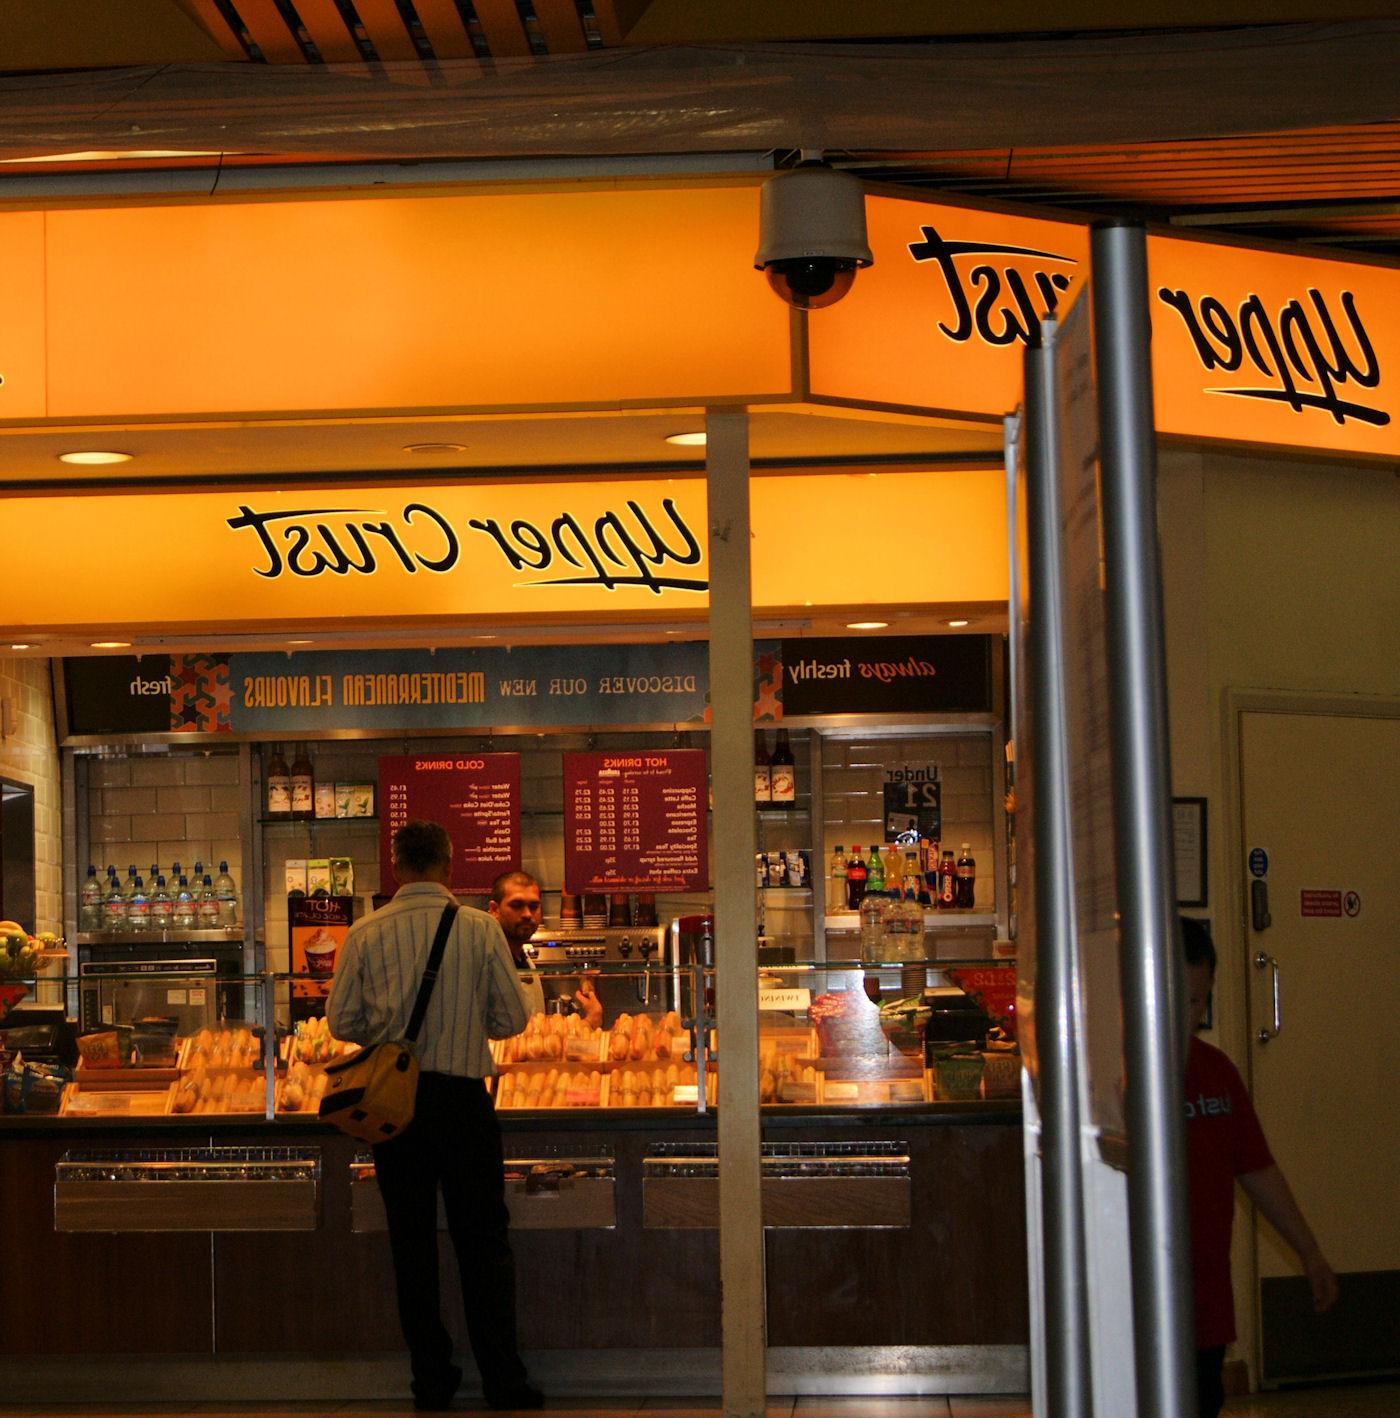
[744,958,1020,1109]
[491,962,704,1112]
[1,972,273,1119]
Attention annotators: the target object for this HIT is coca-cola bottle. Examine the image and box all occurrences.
[955,843,977,910]
[845,847,868,911]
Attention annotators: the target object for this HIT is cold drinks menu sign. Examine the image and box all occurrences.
[563,750,708,893]
[378,753,520,894]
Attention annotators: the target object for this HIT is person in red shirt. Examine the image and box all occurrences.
[1182,916,1338,1417]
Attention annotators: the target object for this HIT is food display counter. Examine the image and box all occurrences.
[0,665,1026,1392]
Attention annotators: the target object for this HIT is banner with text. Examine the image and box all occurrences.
[60,636,989,739]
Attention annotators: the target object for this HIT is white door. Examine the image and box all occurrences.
[1239,706,1400,1384]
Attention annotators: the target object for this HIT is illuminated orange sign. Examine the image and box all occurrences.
[0,183,1393,458]
[0,470,1006,636]
[1146,234,1398,458]
[807,195,1089,416]
[0,185,791,420]
[809,194,1399,457]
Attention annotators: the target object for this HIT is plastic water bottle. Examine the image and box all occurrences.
[80,865,103,931]
[214,861,238,926]
[859,891,888,964]
[149,875,174,931]
[102,873,126,934]
[197,875,220,929]
[172,876,196,931]
[127,876,150,933]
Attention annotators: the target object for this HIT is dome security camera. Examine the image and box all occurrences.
[754,163,873,310]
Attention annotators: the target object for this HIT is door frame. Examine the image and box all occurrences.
[1219,687,1400,1380]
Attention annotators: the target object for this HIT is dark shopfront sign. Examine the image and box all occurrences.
[779,635,992,717]
[60,635,994,739]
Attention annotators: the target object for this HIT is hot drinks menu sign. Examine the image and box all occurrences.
[563,750,708,892]
[378,753,520,893]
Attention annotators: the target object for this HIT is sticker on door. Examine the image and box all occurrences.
[1300,889,1343,917]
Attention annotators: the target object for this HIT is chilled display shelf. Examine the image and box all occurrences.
[76,927,245,946]
[822,911,996,930]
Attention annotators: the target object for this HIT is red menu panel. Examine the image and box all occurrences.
[563,750,709,892]
[379,753,520,893]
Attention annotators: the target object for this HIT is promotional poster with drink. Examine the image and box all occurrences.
[289,896,352,1018]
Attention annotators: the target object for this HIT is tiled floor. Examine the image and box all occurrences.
[0,1386,1398,1416]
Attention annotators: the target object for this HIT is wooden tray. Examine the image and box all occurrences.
[60,1081,173,1117]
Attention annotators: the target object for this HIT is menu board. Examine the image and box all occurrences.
[378,753,521,893]
[563,750,708,892]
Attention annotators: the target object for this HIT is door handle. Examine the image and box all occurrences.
[1254,951,1281,1043]
[1251,878,1271,932]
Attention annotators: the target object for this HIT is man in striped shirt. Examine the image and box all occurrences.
[328,819,542,1412]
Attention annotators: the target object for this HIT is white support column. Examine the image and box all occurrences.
[705,406,766,1418]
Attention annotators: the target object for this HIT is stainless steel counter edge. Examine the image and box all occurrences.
[1,1100,1021,1134]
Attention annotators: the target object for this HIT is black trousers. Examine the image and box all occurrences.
[372,1072,527,1398]
[1195,1345,1226,1418]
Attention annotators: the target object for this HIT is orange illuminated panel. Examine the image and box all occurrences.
[749,469,1006,609]
[1147,234,1400,458]
[807,194,1088,417]
[0,213,49,419]
[0,470,1005,636]
[42,186,792,418]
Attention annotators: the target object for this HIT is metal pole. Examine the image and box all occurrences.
[1090,222,1194,1418]
[1024,332,1095,1418]
[705,407,767,1418]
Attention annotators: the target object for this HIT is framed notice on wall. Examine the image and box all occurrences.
[563,750,709,892]
[1172,797,1208,907]
[378,753,521,894]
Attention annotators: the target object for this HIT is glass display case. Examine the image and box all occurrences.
[1,955,1018,1121]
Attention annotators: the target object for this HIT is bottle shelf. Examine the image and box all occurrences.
[77,928,246,946]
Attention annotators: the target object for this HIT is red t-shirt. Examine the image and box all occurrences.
[1185,1035,1274,1347]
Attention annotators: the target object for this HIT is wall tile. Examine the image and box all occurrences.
[156,785,212,814]
[129,757,185,787]
[102,785,160,815]
[185,811,241,841]
[184,755,241,786]
[87,758,132,789]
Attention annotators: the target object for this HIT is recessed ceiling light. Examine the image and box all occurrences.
[90,640,131,649]
[403,442,468,455]
[9,643,32,650]
[59,451,132,465]
[664,432,707,447]
[846,620,889,630]
[945,619,970,628]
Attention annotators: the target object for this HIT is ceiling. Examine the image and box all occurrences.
[0,6,1392,260]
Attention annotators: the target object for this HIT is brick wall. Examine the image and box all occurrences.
[84,749,244,907]
[0,657,63,934]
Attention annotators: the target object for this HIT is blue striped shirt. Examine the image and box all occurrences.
[327,881,535,1078]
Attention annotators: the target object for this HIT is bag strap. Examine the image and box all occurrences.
[404,902,458,1044]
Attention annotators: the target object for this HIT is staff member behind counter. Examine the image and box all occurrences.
[488,870,604,1028]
